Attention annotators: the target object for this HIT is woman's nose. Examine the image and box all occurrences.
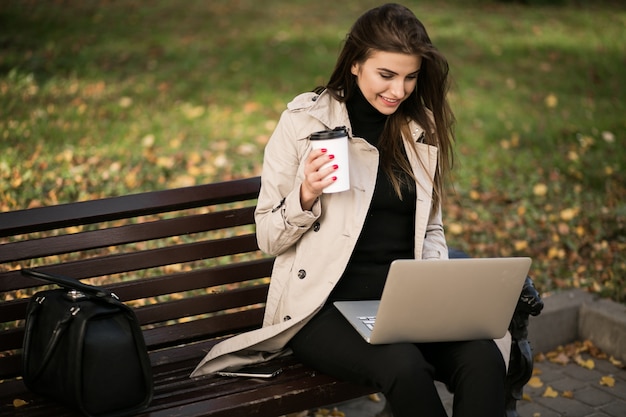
[390,79,404,98]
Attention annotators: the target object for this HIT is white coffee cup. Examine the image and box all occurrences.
[309,127,350,193]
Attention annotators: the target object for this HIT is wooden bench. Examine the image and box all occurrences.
[0,176,543,417]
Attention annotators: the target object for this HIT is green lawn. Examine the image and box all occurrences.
[1,0,624,302]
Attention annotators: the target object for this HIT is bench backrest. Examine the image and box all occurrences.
[0,177,271,380]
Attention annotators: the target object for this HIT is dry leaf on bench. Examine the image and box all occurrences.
[13,399,28,408]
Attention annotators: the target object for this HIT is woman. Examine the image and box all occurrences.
[192,4,506,416]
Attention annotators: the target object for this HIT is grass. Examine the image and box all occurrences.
[1,0,625,302]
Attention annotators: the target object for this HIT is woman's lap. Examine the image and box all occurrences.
[289,305,506,417]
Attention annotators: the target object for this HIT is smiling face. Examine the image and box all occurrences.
[351,50,422,115]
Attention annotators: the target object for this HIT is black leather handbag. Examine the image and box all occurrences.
[21,269,153,417]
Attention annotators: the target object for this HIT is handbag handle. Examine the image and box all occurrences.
[21,269,118,300]
[25,300,78,382]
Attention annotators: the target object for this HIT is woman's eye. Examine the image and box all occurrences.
[380,73,393,79]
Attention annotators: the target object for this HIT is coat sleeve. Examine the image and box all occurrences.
[255,109,321,256]
[422,201,449,260]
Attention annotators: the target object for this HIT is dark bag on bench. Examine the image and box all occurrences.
[21,269,153,417]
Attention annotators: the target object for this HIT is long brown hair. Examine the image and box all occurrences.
[323,3,455,208]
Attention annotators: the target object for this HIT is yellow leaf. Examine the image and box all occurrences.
[533,183,548,197]
[156,156,175,169]
[545,93,558,108]
[13,399,28,408]
[560,207,578,221]
[562,390,574,399]
[448,223,463,235]
[119,96,132,108]
[600,375,615,387]
[142,134,155,148]
[575,355,595,370]
[543,386,559,398]
[522,393,532,402]
[567,150,579,161]
[514,240,529,251]
[527,376,544,388]
[609,356,624,368]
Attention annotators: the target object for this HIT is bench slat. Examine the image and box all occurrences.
[0,177,261,237]
[0,234,260,293]
[142,307,265,349]
[134,284,269,325]
[0,259,273,325]
[0,207,256,263]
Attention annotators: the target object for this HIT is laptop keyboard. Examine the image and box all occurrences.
[359,316,376,330]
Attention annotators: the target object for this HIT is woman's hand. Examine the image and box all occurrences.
[300,148,338,210]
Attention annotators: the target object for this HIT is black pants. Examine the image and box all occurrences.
[289,306,506,417]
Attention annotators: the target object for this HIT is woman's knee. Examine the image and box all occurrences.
[454,340,506,384]
[375,344,435,387]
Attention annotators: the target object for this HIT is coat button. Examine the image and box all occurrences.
[313,222,321,232]
[283,315,292,321]
[297,269,306,279]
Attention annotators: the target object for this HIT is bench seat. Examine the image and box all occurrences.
[0,177,542,417]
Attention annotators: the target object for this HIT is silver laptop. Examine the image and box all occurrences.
[334,257,531,344]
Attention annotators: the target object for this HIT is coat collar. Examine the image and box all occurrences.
[297,89,427,144]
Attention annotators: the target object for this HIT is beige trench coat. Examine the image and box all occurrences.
[191,91,510,377]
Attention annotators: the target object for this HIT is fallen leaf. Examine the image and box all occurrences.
[575,355,595,370]
[514,240,529,251]
[527,376,544,388]
[560,207,578,221]
[13,399,28,408]
[533,183,548,197]
[448,223,463,235]
[549,352,570,366]
[562,390,574,398]
[600,375,615,387]
[602,131,615,143]
[522,392,532,402]
[609,356,624,368]
[545,93,558,108]
[543,386,559,398]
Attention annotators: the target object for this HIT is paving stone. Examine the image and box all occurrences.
[600,400,626,417]
[518,400,562,417]
[534,396,596,417]
[574,386,619,407]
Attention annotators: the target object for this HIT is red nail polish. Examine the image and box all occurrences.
[333,164,338,170]
[328,154,335,159]
[332,176,337,181]
[321,148,328,153]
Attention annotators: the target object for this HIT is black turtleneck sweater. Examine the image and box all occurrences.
[328,88,417,302]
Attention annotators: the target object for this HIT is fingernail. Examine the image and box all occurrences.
[328,154,335,159]
[332,176,337,181]
[333,164,338,170]
[321,148,327,153]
